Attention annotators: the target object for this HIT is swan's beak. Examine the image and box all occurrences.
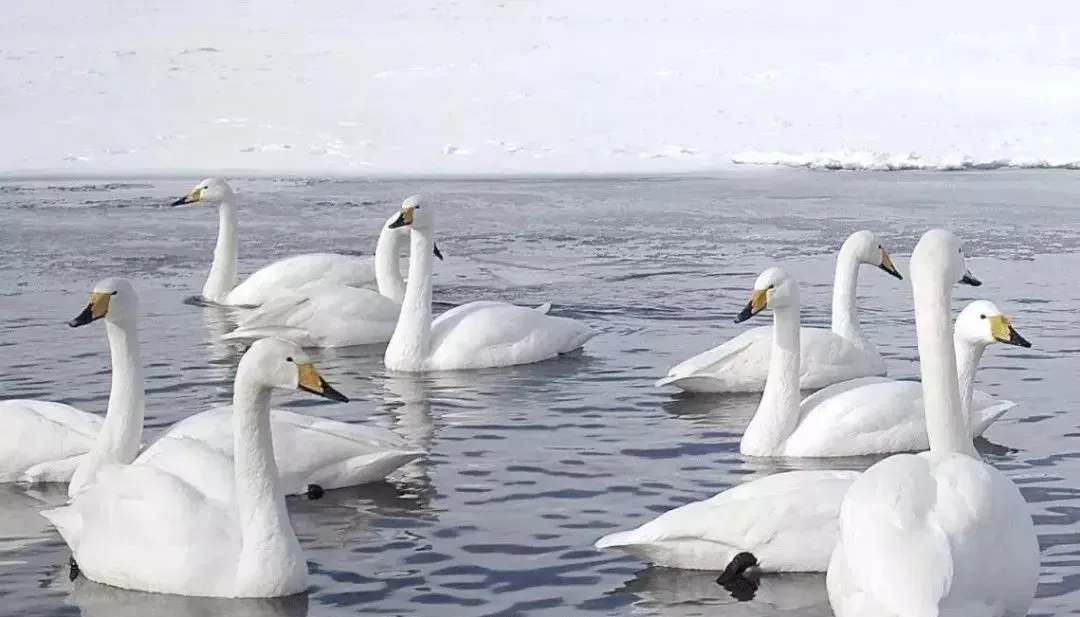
[171,187,203,206]
[989,315,1031,348]
[388,206,415,229]
[68,292,112,327]
[433,242,444,260]
[296,363,349,402]
[879,250,903,280]
[735,289,768,323]
[960,269,982,286]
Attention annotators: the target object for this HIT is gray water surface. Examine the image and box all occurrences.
[0,171,1078,616]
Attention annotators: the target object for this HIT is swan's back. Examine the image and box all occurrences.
[226,253,376,306]
[0,400,101,482]
[426,301,597,370]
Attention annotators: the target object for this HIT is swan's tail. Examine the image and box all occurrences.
[971,399,1017,436]
[40,505,84,552]
[594,528,645,550]
[654,374,679,388]
[222,326,313,346]
[533,302,552,314]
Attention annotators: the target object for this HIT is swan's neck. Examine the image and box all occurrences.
[203,200,238,304]
[830,246,866,343]
[914,278,977,457]
[68,319,145,496]
[954,338,987,419]
[373,227,406,304]
[386,228,434,369]
[742,307,803,456]
[232,381,298,585]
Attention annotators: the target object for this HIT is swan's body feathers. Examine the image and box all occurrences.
[0,400,102,483]
[225,253,377,307]
[657,326,886,393]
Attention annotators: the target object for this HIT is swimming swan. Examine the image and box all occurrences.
[593,300,1030,574]
[43,338,345,598]
[21,278,423,497]
[732,264,1024,457]
[171,178,399,307]
[383,195,598,371]
[657,230,901,393]
[825,229,1039,617]
[220,211,444,348]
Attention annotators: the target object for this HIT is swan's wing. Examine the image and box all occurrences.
[794,329,887,386]
[0,400,100,482]
[968,391,1016,435]
[787,379,929,457]
[428,302,597,370]
[596,470,858,572]
[42,462,238,596]
[832,453,1038,615]
[226,253,376,306]
[135,436,236,505]
[227,285,399,346]
[657,327,771,384]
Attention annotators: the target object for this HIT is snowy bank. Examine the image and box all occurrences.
[5,0,1080,177]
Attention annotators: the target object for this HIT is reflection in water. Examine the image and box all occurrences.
[615,567,831,617]
[0,484,69,557]
[67,578,308,617]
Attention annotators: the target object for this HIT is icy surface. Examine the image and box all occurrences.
[4,0,1080,176]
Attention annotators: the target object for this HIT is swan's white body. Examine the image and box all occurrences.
[595,469,859,572]
[43,339,341,598]
[0,400,102,483]
[593,299,1029,572]
[658,231,900,393]
[826,229,1039,617]
[21,278,422,498]
[172,178,388,307]
[384,196,598,372]
[735,273,1022,458]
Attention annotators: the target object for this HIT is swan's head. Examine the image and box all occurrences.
[735,267,799,323]
[910,229,982,287]
[845,230,903,280]
[239,338,349,403]
[955,300,1031,348]
[69,277,138,328]
[170,178,234,206]
[383,202,443,260]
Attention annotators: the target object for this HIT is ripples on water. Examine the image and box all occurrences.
[1,171,1079,616]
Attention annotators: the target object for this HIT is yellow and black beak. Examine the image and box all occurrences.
[69,292,113,328]
[171,187,203,206]
[296,363,349,402]
[388,206,415,229]
[989,315,1031,348]
[735,289,769,323]
[878,250,903,280]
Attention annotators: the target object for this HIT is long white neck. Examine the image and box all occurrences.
[830,244,866,343]
[954,337,987,420]
[68,318,145,497]
[373,226,406,304]
[913,277,977,456]
[741,306,803,456]
[203,200,238,304]
[232,380,299,587]
[385,228,435,370]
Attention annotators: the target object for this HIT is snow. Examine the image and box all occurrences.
[4,0,1080,177]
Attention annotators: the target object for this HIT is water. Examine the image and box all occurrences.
[0,171,1079,617]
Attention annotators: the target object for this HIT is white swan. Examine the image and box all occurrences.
[383,196,598,371]
[593,299,1029,574]
[826,229,1039,617]
[731,264,1021,457]
[171,178,399,307]
[657,230,901,393]
[220,211,444,347]
[21,277,423,498]
[43,338,341,598]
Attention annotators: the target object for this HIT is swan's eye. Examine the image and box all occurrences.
[979,314,986,319]
[767,284,775,290]
[286,356,294,363]
[109,291,118,296]
[877,244,882,249]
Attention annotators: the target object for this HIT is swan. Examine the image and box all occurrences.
[382,195,598,371]
[170,178,402,307]
[593,299,1030,574]
[220,211,444,348]
[826,229,1039,617]
[730,263,1018,457]
[42,338,344,598]
[656,230,902,393]
[21,277,424,498]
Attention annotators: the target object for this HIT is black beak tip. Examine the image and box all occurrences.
[1011,331,1032,348]
[433,243,444,260]
[961,274,982,287]
[319,379,350,403]
[387,213,408,229]
[68,306,95,328]
[883,266,904,281]
[734,306,754,324]
[170,197,188,207]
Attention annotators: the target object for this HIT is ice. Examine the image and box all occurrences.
[4,0,1080,176]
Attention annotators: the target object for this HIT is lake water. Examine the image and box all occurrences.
[0,171,1078,617]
